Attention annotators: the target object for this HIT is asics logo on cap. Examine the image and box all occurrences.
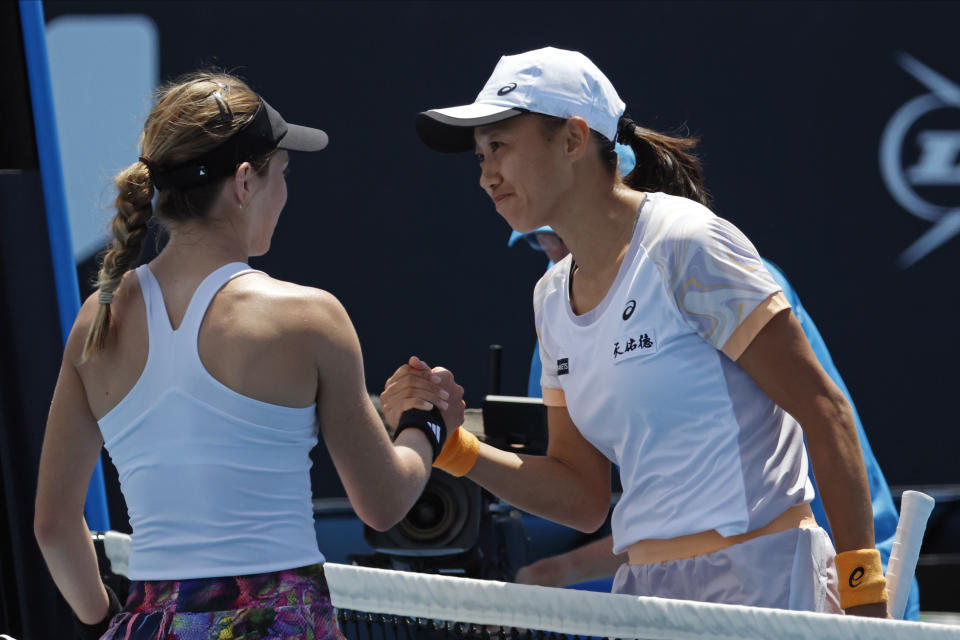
[497,83,518,96]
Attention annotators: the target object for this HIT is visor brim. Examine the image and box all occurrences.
[416,104,526,153]
[278,123,329,152]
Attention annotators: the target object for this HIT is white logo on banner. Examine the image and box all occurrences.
[880,53,960,268]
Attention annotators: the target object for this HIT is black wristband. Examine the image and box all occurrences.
[394,406,446,461]
[74,583,122,640]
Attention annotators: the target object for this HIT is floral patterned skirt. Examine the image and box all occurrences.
[101,564,344,640]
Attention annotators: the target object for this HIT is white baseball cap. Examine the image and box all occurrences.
[416,47,626,153]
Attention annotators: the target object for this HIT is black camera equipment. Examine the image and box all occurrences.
[480,395,548,455]
[356,346,547,581]
[357,407,542,580]
[358,470,528,581]
[364,469,482,558]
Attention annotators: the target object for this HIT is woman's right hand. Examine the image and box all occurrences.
[381,356,465,430]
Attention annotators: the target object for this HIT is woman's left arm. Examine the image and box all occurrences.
[34,332,112,624]
[737,306,885,617]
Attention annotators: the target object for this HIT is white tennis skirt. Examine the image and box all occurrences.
[611,526,843,613]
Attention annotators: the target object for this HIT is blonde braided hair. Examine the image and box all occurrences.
[81,71,265,359]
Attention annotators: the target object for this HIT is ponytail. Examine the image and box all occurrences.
[81,160,154,359]
[615,116,709,207]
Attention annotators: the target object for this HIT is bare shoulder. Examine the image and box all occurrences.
[214,273,356,349]
[66,269,143,366]
[221,273,347,321]
[71,291,100,343]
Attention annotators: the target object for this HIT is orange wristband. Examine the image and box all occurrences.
[433,426,480,477]
[835,549,888,609]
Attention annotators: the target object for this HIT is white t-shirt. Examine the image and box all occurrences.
[534,192,813,553]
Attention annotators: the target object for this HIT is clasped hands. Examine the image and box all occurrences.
[381,355,465,431]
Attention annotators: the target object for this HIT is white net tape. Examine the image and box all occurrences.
[324,563,960,640]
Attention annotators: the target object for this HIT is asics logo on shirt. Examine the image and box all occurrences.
[427,421,443,443]
[623,300,637,320]
[557,358,570,375]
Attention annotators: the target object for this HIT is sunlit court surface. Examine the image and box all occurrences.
[2,1,960,638]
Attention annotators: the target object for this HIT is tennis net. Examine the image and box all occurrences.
[324,563,960,640]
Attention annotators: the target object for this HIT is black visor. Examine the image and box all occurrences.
[151,98,328,190]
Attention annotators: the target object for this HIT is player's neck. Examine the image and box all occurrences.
[561,187,644,278]
[563,188,645,315]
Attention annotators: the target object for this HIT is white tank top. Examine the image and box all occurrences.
[98,262,324,580]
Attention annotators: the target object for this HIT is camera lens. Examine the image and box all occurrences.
[395,471,472,546]
[364,470,480,555]
[399,486,457,542]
